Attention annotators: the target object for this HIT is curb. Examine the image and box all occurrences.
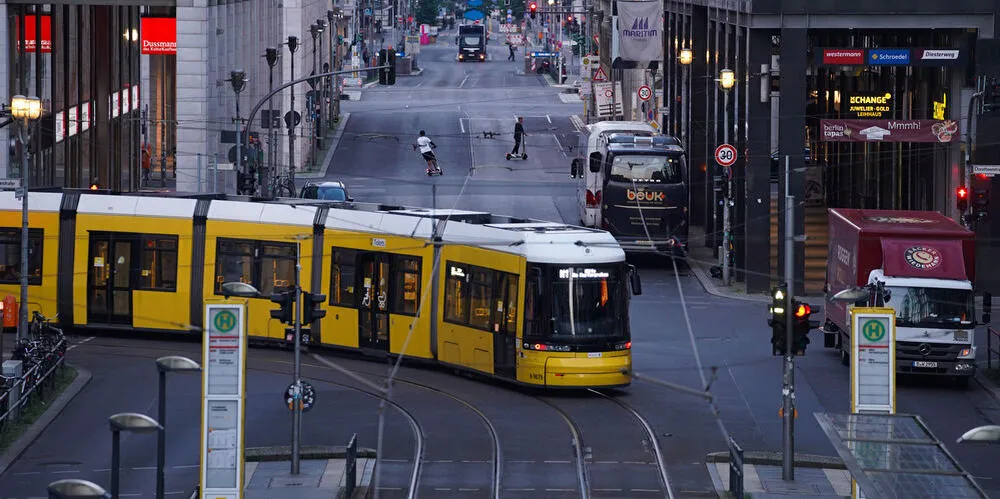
[687,257,770,303]
[0,363,92,477]
[245,445,377,461]
[974,371,1000,405]
[298,112,352,180]
[705,451,846,470]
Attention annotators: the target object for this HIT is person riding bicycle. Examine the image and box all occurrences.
[416,130,439,171]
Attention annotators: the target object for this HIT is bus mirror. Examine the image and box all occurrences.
[628,264,642,296]
[589,152,602,173]
[984,292,992,324]
[571,158,581,177]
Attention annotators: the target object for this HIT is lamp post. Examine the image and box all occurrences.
[9,95,42,342]
[957,425,1000,443]
[47,479,110,499]
[263,47,280,199]
[287,36,300,184]
[317,19,327,142]
[109,413,162,498]
[227,70,248,194]
[678,48,693,165]
[328,10,340,123]
[155,356,201,499]
[309,23,321,169]
[718,68,735,287]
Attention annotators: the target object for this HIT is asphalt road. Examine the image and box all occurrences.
[2,26,1000,499]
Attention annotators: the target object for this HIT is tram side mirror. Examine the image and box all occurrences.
[983,292,992,324]
[571,158,581,178]
[589,152,603,173]
[628,264,642,296]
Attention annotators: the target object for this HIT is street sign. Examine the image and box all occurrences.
[850,307,896,414]
[0,179,21,189]
[637,85,652,101]
[714,143,737,167]
[285,381,317,412]
[972,164,1000,176]
[201,302,247,499]
[499,23,519,33]
[593,67,608,82]
[594,82,624,117]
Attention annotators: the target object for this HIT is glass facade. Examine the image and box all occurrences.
[7,4,142,191]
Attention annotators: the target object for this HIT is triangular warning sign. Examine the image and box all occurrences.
[593,67,607,81]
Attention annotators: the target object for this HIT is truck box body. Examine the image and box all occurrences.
[458,25,487,62]
[824,208,978,378]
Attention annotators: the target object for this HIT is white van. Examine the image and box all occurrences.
[570,121,658,228]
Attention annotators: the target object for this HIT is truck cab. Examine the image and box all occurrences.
[458,25,486,62]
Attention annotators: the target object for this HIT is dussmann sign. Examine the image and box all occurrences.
[847,92,893,119]
[141,17,176,55]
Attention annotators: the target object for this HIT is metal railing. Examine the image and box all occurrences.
[728,436,745,499]
[0,320,67,433]
[988,326,1000,370]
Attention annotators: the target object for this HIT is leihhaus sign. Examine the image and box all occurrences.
[141,17,177,55]
[847,92,893,119]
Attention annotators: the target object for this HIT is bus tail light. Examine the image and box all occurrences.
[614,341,631,350]
[523,342,571,352]
[586,189,601,207]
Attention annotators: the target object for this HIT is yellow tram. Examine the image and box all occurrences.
[0,190,639,388]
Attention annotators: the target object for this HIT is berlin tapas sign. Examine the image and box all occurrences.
[637,85,652,101]
[715,143,737,167]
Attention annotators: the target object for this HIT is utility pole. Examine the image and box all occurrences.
[291,239,303,474]
[964,90,985,228]
[781,154,796,480]
[287,36,300,187]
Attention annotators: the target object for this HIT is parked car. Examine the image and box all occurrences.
[299,181,354,201]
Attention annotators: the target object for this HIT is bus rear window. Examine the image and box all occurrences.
[609,155,683,183]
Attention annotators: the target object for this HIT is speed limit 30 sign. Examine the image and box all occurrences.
[637,85,652,101]
[715,143,737,167]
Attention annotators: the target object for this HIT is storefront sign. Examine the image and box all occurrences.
[17,15,52,53]
[820,48,864,65]
[820,119,957,143]
[915,48,962,66]
[141,17,177,55]
[846,92,893,119]
[868,48,910,65]
[933,93,947,120]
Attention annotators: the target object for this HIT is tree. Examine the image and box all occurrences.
[415,0,440,25]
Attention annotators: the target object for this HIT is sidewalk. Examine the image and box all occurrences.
[239,445,376,499]
[705,451,850,499]
[685,225,771,303]
[297,111,352,180]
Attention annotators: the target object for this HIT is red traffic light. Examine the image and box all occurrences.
[794,303,811,317]
[957,186,969,199]
[529,2,537,10]
[567,15,574,21]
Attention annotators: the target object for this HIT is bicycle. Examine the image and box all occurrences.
[272,175,297,198]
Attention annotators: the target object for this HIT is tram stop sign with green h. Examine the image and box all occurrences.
[213,310,238,333]
[861,319,886,343]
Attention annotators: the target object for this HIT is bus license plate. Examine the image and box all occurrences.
[588,352,602,358]
[913,361,938,368]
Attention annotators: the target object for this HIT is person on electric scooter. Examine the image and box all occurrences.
[416,130,440,172]
[510,117,526,156]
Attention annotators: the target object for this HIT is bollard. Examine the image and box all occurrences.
[345,433,358,498]
[728,436,744,499]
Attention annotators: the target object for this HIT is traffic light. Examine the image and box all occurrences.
[973,187,989,216]
[270,291,296,325]
[387,49,397,85]
[768,285,788,356]
[957,185,969,213]
[529,2,537,18]
[302,292,327,324]
[792,300,813,355]
[377,49,388,85]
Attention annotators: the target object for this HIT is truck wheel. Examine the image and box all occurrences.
[839,336,849,366]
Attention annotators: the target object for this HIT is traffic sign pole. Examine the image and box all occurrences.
[714,143,737,288]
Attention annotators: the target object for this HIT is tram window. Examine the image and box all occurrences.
[391,256,421,315]
[330,247,357,307]
[468,269,493,331]
[523,266,541,338]
[503,274,519,333]
[214,238,295,296]
[0,228,43,285]
[260,243,296,295]
[139,235,178,291]
[444,262,469,324]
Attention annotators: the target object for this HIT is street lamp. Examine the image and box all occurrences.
[327,10,340,122]
[308,23,322,169]
[227,70,248,194]
[316,19,328,142]
[957,425,1000,443]
[717,69,735,287]
[220,281,261,299]
[263,47,280,198]
[47,479,110,499]
[109,413,161,498]
[9,95,42,342]
[286,35,300,184]
[155,356,201,499]
[678,48,693,164]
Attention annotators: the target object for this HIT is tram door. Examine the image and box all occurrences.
[87,233,134,325]
[357,252,390,351]
[493,274,519,378]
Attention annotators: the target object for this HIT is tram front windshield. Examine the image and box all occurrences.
[548,265,627,340]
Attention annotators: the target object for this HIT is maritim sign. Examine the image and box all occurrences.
[141,17,177,55]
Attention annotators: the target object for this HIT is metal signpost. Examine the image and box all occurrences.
[200,303,247,499]
[850,307,896,499]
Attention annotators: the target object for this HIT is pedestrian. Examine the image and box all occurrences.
[507,42,515,61]
[141,143,151,183]
[510,117,526,156]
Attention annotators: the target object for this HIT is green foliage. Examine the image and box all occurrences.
[415,0,440,25]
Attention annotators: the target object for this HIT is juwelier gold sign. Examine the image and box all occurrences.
[846,92,893,119]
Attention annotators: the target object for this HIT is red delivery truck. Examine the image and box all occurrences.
[822,209,991,385]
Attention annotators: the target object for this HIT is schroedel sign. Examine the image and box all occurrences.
[617,1,662,62]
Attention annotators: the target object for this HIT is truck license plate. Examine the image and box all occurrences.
[913,361,938,368]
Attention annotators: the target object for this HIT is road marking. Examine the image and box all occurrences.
[458,488,480,491]
[546,114,552,124]
[545,488,574,492]
[594,460,619,464]
[506,488,536,491]
[432,459,453,463]
[460,460,487,463]
[459,118,466,134]
[552,134,568,158]
[622,460,649,465]
[67,336,96,351]
[381,458,409,463]
[166,492,187,496]
[509,460,534,463]
[120,494,142,497]
[51,470,80,474]
[543,460,571,464]
[132,466,157,470]
[13,471,41,476]
[594,489,623,492]
[632,489,663,493]
[459,75,470,88]
[172,464,199,469]
[93,468,111,472]
[434,488,452,491]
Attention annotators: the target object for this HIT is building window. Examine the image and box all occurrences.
[330,247,357,307]
[214,238,295,296]
[0,228,44,285]
[139,235,178,291]
[391,255,421,316]
[444,262,469,324]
